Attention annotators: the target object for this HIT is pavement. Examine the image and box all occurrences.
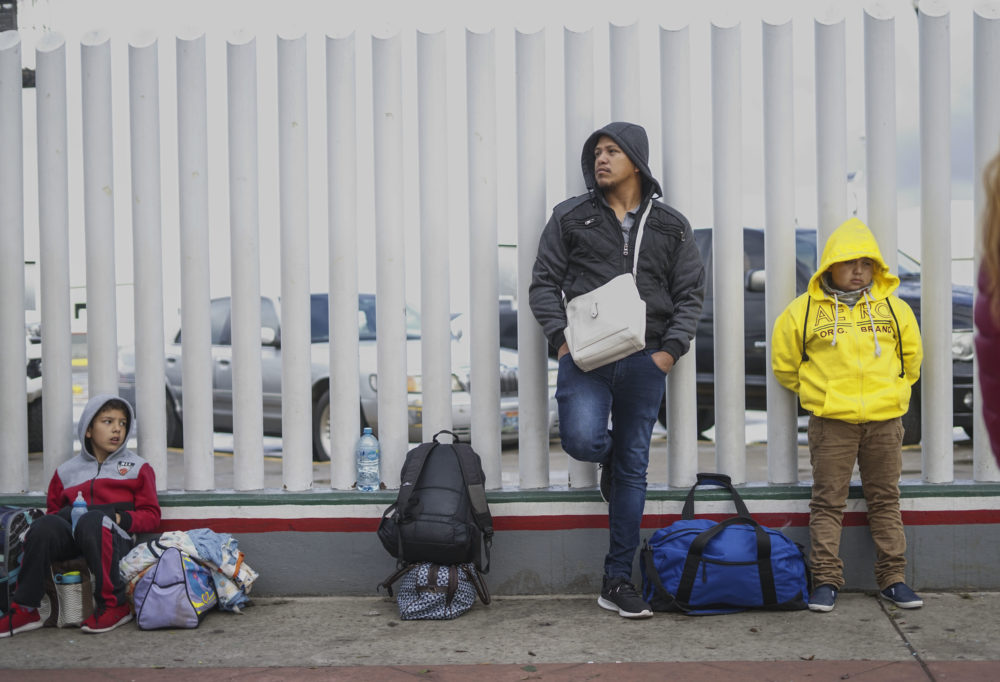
[2,591,998,680]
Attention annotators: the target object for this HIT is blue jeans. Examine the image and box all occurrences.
[556,350,667,580]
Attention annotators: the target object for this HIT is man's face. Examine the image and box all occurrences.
[593,135,638,191]
[86,407,128,460]
[829,257,875,291]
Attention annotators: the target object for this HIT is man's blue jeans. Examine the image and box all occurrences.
[556,349,667,580]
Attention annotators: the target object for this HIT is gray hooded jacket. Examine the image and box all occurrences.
[528,121,706,361]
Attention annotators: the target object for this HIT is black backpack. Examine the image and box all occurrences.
[1,506,45,612]
[377,430,494,573]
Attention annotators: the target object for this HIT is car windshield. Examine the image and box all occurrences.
[310,293,421,343]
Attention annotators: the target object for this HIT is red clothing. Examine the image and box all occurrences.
[46,448,160,534]
[976,267,1000,464]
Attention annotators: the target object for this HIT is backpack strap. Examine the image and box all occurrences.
[449,437,495,573]
[800,296,811,363]
[393,441,439,520]
[885,298,905,378]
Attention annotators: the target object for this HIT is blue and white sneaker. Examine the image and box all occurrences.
[808,584,838,612]
[880,582,923,609]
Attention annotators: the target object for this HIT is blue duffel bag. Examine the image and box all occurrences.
[640,473,809,615]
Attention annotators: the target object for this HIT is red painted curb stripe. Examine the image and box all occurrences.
[158,508,1000,534]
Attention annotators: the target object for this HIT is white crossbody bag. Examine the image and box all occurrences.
[563,202,651,372]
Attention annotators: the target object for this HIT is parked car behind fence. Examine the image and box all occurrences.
[119,293,558,462]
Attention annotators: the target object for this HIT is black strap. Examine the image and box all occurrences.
[640,542,688,613]
[438,431,494,574]
[885,298,905,378]
[674,516,778,608]
[376,563,415,598]
[801,296,811,363]
[680,472,751,520]
[461,565,491,605]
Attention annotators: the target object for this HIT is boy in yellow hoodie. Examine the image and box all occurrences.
[771,218,923,612]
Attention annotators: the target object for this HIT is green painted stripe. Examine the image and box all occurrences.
[4,481,1000,510]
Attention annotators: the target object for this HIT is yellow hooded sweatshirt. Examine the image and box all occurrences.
[771,218,923,423]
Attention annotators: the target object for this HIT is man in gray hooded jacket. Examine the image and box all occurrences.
[530,122,704,618]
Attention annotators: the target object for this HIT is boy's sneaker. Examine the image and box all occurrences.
[599,464,612,504]
[880,582,923,609]
[808,584,838,612]
[598,576,653,619]
[0,602,43,638]
[81,603,132,634]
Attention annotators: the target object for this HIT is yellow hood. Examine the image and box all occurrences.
[807,218,899,300]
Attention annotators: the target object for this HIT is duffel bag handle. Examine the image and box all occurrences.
[681,472,752,520]
[675,516,779,608]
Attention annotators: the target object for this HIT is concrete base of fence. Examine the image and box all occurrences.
[4,482,999,595]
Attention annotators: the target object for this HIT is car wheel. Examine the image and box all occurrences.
[165,391,184,449]
[27,397,43,452]
[901,397,921,446]
[657,401,715,439]
[312,390,331,462]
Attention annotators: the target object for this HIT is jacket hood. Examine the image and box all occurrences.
[808,218,899,299]
[77,393,136,459]
[580,121,663,199]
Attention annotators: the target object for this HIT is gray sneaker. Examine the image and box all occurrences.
[880,582,923,609]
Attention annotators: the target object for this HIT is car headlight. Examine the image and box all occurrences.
[952,330,974,362]
[406,374,464,393]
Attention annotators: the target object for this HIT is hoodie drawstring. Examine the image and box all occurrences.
[863,290,882,357]
[831,294,839,345]
[830,292,882,358]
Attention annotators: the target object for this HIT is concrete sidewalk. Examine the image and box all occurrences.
[3,591,997,680]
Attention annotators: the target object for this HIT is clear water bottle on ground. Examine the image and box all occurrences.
[71,491,87,532]
[355,427,381,491]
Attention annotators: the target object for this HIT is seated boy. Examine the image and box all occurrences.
[1,394,160,636]
[771,218,923,612]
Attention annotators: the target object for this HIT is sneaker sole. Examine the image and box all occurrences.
[0,617,44,638]
[597,596,653,619]
[81,613,133,634]
[882,597,923,609]
[808,602,835,613]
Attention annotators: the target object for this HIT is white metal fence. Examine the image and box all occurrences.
[2,4,1000,495]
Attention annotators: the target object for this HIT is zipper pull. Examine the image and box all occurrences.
[623,242,629,257]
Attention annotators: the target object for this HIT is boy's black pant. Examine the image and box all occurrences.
[13,511,135,612]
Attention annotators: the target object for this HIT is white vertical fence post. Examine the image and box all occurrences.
[128,33,167,487]
[515,26,550,489]
[762,15,798,484]
[815,12,847,251]
[176,30,214,491]
[919,2,954,482]
[371,32,408,486]
[864,5,898,273]
[326,32,360,490]
[277,32,312,491]
[227,32,265,490]
[0,31,28,493]
[711,19,746,484]
[36,33,74,482]
[417,29,453,443]
[609,21,640,123]
[659,21,698,489]
[973,2,1000,482]
[563,26,598,489]
[80,30,119,396]
[467,29,502,487]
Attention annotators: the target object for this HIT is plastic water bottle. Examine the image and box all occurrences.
[355,427,381,491]
[70,491,87,532]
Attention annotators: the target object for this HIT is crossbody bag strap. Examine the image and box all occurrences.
[630,200,654,279]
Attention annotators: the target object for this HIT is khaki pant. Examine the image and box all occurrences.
[807,415,907,590]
